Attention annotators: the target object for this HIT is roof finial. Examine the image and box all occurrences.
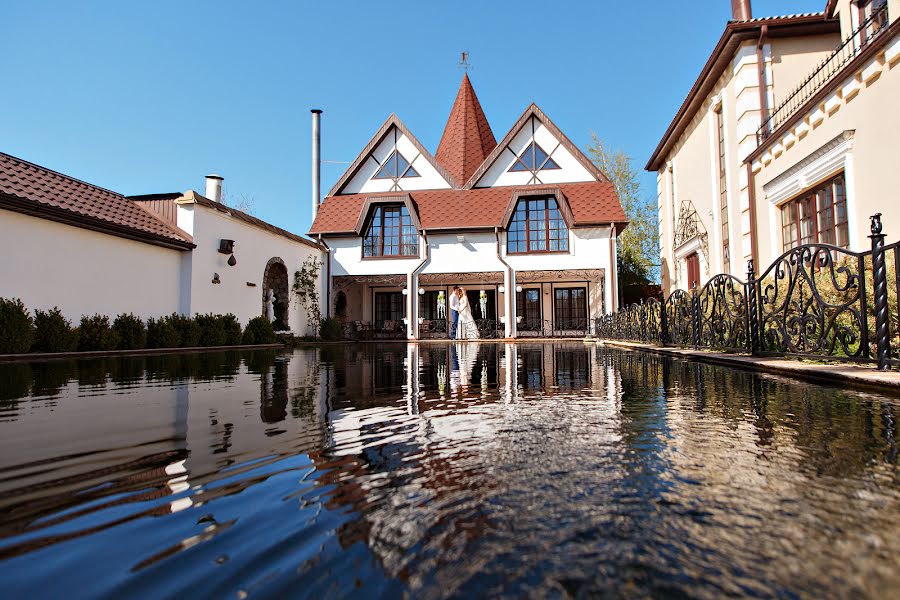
[458,51,471,72]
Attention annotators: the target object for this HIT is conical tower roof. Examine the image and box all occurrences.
[435,74,496,186]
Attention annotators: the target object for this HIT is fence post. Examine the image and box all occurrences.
[691,285,701,349]
[746,259,761,356]
[870,213,891,371]
[660,296,669,347]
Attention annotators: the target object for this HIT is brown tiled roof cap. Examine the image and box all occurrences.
[175,191,323,250]
[309,181,626,234]
[435,74,497,185]
[0,151,194,249]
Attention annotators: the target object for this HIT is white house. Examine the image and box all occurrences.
[309,75,627,339]
[0,152,324,334]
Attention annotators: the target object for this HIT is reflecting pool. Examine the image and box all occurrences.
[0,343,898,598]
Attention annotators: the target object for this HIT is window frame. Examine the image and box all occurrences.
[362,204,419,259]
[506,196,570,255]
[780,173,849,252]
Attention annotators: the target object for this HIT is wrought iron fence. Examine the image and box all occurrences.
[597,215,899,371]
[757,3,889,143]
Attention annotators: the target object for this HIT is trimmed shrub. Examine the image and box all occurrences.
[167,314,200,348]
[319,317,343,341]
[77,314,119,351]
[33,307,78,352]
[242,316,276,345]
[0,298,34,354]
[147,317,180,349]
[222,314,243,346]
[196,313,227,347]
[113,313,147,350]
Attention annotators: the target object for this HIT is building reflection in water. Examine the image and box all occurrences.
[0,344,898,597]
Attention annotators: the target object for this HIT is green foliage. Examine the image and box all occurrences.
[242,316,276,345]
[167,313,200,348]
[195,313,227,347]
[33,307,78,353]
[0,298,34,354]
[293,256,321,333]
[586,134,660,295]
[319,317,343,341]
[146,317,180,349]
[222,314,243,346]
[77,314,119,351]
[112,313,147,350]
[195,313,244,347]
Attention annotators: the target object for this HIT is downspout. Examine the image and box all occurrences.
[756,25,770,132]
[410,230,430,340]
[317,234,332,323]
[748,25,768,270]
[495,227,515,339]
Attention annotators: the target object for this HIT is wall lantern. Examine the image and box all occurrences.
[418,287,425,295]
[211,273,221,284]
[218,239,235,254]
[401,288,409,296]
[498,285,505,293]
[515,285,523,293]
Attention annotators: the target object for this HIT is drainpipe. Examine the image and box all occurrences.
[495,227,515,339]
[756,25,770,134]
[409,231,430,340]
[317,234,332,323]
[746,163,759,268]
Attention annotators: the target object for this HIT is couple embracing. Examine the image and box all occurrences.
[448,286,480,340]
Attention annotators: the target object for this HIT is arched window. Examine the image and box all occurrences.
[363,205,418,257]
[506,196,569,254]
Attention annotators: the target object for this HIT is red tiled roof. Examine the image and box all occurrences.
[309,181,626,234]
[0,151,194,249]
[435,74,497,185]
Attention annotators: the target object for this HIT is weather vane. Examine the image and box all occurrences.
[458,51,471,72]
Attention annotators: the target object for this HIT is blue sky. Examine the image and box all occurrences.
[1,0,826,235]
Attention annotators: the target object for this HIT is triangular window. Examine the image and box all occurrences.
[508,142,560,173]
[373,150,419,179]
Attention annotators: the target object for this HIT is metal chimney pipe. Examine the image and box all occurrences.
[205,174,223,203]
[731,0,752,20]
[311,109,322,220]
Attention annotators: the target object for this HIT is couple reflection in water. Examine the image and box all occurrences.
[448,342,483,394]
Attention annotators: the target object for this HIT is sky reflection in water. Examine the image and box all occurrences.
[0,343,898,599]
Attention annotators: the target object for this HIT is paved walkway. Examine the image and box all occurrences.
[598,340,900,393]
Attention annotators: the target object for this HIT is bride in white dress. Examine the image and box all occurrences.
[455,287,480,340]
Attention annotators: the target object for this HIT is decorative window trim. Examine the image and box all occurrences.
[763,130,854,206]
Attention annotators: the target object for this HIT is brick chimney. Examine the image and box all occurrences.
[731,0,752,20]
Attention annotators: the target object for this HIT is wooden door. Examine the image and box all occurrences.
[686,252,700,290]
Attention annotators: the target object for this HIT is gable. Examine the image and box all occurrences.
[330,116,453,196]
[469,107,606,189]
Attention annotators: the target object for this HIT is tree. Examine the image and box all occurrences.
[586,134,660,302]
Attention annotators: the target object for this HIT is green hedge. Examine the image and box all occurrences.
[33,307,78,352]
[0,297,293,355]
[0,298,34,354]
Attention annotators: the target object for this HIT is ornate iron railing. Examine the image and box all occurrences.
[757,3,890,143]
[597,214,899,371]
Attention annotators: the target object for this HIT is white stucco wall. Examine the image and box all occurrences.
[0,209,183,322]
[179,204,324,335]
[328,235,423,276]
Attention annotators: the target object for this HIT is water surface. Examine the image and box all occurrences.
[0,343,898,598]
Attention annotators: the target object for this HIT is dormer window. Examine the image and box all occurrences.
[507,196,569,254]
[363,205,418,257]
[373,151,420,179]
[508,141,560,173]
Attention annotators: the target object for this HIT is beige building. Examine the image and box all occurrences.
[648,0,900,293]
